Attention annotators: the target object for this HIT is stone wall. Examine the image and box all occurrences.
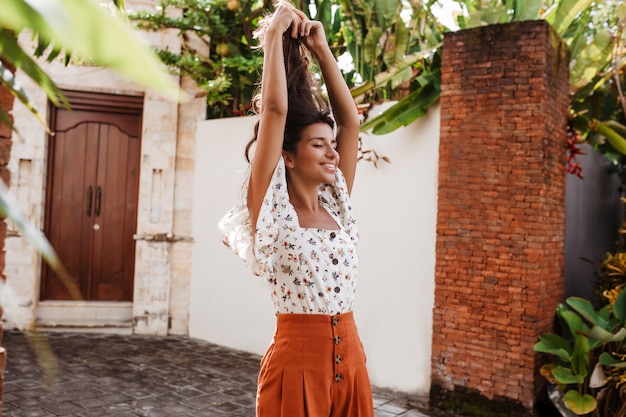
[431,21,570,413]
[5,1,205,336]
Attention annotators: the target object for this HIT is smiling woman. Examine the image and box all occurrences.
[218,1,375,416]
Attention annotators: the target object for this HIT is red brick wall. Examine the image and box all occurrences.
[431,21,570,412]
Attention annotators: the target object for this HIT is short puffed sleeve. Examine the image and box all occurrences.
[218,159,289,276]
[319,168,359,244]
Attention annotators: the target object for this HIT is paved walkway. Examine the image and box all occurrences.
[2,330,456,417]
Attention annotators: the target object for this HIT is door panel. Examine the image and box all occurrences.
[91,124,140,300]
[42,91,142,302]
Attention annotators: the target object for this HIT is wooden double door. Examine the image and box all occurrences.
[41,91,143,301]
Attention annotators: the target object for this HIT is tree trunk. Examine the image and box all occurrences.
[0,57,16,417]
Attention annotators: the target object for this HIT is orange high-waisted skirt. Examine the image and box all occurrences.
[256,311,374,417]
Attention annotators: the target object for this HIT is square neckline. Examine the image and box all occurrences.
[288,200,341,231]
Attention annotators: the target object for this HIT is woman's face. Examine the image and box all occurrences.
[285,122,338,185]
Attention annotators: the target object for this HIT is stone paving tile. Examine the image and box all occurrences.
[2,330,454,417]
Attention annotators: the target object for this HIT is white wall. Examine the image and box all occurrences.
[190,103,440,394]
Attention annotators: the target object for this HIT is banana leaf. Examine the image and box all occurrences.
[512,0,543,21]
[350,49,433,98]
[382,15,409,68]
[360,79,440,134]
[589,119,626,156]
[543,0,594,36]
[570,30,612,90]
[373,0,401,28]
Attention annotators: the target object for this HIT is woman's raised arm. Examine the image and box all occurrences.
[301,21,360,194]
[247,5,306,229]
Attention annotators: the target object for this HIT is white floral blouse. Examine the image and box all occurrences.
[218,157,359,315]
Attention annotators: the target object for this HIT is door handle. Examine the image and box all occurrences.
[95,186,102,217]
[86,186,93,217]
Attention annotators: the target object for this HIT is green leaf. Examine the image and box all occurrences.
[614,287,626,323]
[552,366,584,384]
[534,333,572,362]
[558,305,591,337]
[566,297,608,328]
[383,15,409,67]
[361,81,440,135]
[588,326,626,343]
[373,0,400,28]
[571,334,590,378]
[351,80,375,98]
[0,108,15,133]
[363,27,383,67]
[605,121,626,138]
[544,0,594,36]
[617,2,626,20]
[569,30,612,90]
[562,390,596,415]
[589,119,626,156]
[466,11,486,28]
[599,352,626,368]
[0,51,56,132]
[350,49,433,98]
[0,179,82,301]
[0,31,67,107]
[512,0,543,21]
[0,0,180,100]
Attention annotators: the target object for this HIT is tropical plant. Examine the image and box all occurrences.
[345,0,443,134]
[534,288,626,416]
[130,0,269,118]
[361,0,626,164]
[536,195,626,417]
[568,0,626,169]
[130,0,444,125]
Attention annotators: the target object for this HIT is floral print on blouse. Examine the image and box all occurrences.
[219,157,359,315]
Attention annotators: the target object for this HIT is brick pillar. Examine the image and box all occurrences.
[430,21,570,415]
[0,57,15,417]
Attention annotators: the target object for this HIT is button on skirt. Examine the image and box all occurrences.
[256,311,374,417]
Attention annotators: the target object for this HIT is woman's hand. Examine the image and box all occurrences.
[299,20,329,56]
[268,3,307,39]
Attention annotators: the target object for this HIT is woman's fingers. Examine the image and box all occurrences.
[299,20,309,37]
[290,15,300,38]
[270,5,324,41]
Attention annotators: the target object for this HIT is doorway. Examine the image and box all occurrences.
[40,90,142,303]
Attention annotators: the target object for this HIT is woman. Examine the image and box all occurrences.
[219,2,374,416]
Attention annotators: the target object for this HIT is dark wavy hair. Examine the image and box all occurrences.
[245,11,334,163]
